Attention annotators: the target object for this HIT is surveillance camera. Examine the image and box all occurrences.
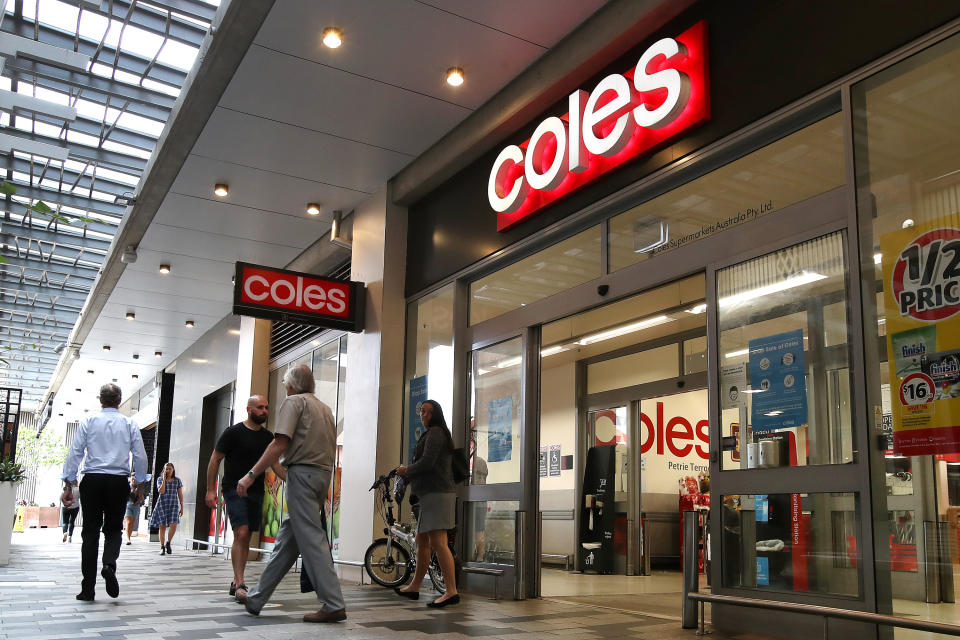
[120,245,138,264]
[597,284,609,296]
[132,353,140,360]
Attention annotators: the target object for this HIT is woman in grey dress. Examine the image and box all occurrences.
[395,400,459,607]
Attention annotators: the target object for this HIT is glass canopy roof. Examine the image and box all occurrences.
[0,0,218,408]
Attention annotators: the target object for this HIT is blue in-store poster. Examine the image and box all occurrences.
[488,396,513,463]
[408,376,428,463]
[755,495,769,522]
[756,556,770,586]
[748,329,808,433]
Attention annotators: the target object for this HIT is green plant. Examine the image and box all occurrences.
[0,457,27,483]
[16,423,67,470]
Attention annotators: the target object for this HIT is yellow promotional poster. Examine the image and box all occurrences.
[13,506,24,533]
[882,213,960,455]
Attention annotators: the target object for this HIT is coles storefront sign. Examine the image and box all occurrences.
[488,21,709,231]
[233,262,364,332]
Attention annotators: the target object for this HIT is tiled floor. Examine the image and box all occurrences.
[0,528,727,640]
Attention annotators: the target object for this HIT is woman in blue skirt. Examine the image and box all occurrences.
[150,462,183,555]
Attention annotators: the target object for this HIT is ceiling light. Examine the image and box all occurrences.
[902,219,914,229]
[65,401,71,406]
[719,271,826,308]
[102,345,111,351]
[306,203,321,216]
[86,370,94,374]
[132,374,139,379]
[159,264,171,274]
[578,315,673,346]
[540,345,568,358]
[214,183,229,197]
[185,320,195,328]
[125,311,135,320]
[155,351,162,358]
[322,27,343,49]
[873,253,882,265]
[75,388,81,392]
[446,66,465,87]
[192,358,208,364]
[685,303,707,315]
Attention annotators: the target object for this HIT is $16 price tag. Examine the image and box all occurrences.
[900,372,935,406]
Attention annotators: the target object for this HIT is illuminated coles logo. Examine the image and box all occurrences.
[239,265,349,316]
[488,21,709,231]
[891,228,960,321]
[595,404,708,459]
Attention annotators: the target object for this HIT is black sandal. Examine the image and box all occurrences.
[229,581,236,596]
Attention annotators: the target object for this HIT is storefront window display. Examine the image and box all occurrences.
[403,284,455,464]
[608,114,846,273]
[469,337,523,486]
[717,231,854,469]
[854,31,960,619]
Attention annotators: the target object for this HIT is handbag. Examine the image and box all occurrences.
[451,447,469,484]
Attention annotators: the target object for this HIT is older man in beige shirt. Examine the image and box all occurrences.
[235,364,344,623]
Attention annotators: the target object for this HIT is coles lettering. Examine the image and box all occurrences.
[488,21,709,231]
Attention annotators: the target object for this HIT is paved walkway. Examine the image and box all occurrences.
[0,529,724,639]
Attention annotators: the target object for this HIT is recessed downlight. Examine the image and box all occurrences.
[102,345,111,351]
[214,183,229,197]
[87,370,94,374]
[322,27,343,49]
[306,203,321,216]
[125,311,135,320]
[65,401,72,406]
[159,264,171,274]
[75,388,81,392]
[185,319,196,328]
[132,374,139,379]
[446,66,465,87]
[155,351,162,358]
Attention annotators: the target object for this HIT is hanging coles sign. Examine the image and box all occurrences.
[233,262,365,332]
[488,21,709,231]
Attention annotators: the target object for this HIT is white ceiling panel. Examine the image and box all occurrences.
[170,155,363,221]
[220,45,470,157]
[139,223,305,266]
[193,107,411,194]
[425,0,608,48]
[121,249,235,286]
[151,193,326,247]
[106,284,232,314]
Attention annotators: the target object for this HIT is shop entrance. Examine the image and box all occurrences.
[537,274,709,614]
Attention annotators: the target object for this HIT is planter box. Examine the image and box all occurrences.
[0,481,17,566]
[23,506,39,529]
[39,507,59,528]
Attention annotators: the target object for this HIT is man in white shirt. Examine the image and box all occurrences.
[61,383,149,601]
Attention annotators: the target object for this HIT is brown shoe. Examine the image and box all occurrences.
[303,608,346,623]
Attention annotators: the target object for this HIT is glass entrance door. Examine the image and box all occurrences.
[584,406,630,574]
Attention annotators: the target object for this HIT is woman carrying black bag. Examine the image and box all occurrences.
[394,399,460,607]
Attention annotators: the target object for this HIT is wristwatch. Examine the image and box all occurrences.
[246,470,256,479]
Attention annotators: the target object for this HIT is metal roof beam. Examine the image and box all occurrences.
[0,262,96,286]
[0,295,82,317]
[5,155,143,199]
[0,287,87,311]
[2,238,107,268]
[3,183,127,218]
[2,20,189,88]
[5,57,177,113]
[0,205,122,237]
[0,318,72,336]
[0,285,90,307]
[0,129,148,172]
[0,305,80,324]
[57,0,211,45]
[0,351,61,366]
[0,218,114,252]
[0,254,102,277]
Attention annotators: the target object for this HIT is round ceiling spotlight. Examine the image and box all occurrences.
[214,183,229,197]
[132,374,139,379]
[306,203,321,216]
[126,311,136,321]
[102,345,111,352]
[445,66,465,87]
[185,319,196,328]
[322,27,343,49]
[86,370,94,374]
[159,264,171,274]
[155,351,162,358]
[75,388,82,392]
[902,218,915,229]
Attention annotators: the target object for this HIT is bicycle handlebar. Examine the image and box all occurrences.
[368,468,398,491]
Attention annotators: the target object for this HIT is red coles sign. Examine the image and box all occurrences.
[488,21,709,231]
[233,262,364,332]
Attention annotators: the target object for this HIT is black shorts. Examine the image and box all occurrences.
[222,489,263,532]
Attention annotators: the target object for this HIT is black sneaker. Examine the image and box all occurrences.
[76,592,95,601]
[101,566,119,598]
[160,545,166,556]
[165,541,172,554]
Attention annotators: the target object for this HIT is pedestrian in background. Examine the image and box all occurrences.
[150,462,183,555]
[61,499,79,543]
[124,474,143,545]
[61,383,148,600]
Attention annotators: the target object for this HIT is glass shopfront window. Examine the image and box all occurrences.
[721,493,859,597]
[854,32,960,622]
[609,114,846,273]
[469,337,523,486]
[470,225,601,325]
[403,284,455,464]
[717,231,855,468]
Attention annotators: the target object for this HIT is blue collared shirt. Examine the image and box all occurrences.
[61,408,149,483]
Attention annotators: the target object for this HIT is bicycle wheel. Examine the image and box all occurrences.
[427,552,446,594]
[364,538,412,587]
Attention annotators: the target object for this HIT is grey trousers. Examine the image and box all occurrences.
[246,465,344,613]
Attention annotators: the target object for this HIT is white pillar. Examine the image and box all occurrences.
[338,185,407,575]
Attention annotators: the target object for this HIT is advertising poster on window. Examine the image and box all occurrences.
[748,329,808,433]
[488,396,513,463]
[260,469,287,550]
[408,375,428,462]
[881,214,960,455]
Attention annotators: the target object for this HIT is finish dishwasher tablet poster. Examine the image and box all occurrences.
[882,213,960,455]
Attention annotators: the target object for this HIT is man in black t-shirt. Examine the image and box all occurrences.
[205,395,283,599]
